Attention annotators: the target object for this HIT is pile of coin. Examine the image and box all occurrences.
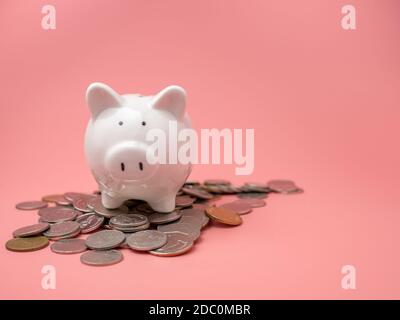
[7,179,302,266]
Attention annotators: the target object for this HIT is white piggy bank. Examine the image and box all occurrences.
[84,82,192,213]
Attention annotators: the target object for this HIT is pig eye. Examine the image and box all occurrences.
[141,121,146,126]
[118,121,123,126]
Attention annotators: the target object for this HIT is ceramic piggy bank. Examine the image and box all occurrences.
[84,82,192,213]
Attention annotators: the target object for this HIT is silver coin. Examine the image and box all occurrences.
[150,233,193,257]
[13,222,50,238]
[178,215,204,228]
[237,192,268,199]
[239,198,266,208]
[43,221,81,239]
[220,200,253,215]
[73,197,93,213]
[204,179,231,186]
[267,180,300,194]
[16,201,48,210]
[148,210,181,225]
[76,213,104,233]
[175,195,195,208]
[64,192,90,202]
[157,222,200,241]
[126,230,168,251]
[86,195,101,209]
[38,207,78,223]
[110,214,148,228]
[50,239,87,254]
[80,249,123,266]
[90,197,129,218]
[184,181,200,186]
[179,208,209,228]
[181,187,214,200]
[109,221,150,233]
[85,230,125,250]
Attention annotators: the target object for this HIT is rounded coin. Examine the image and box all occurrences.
[38,207,78,223]
[80,249,123,266]
[157,222,200,241]
[43,221,81,239]
[178,215,204,228]
[150,233,193,257]
[73,197,93,213]
[109,221,150,233]
[15,201,48,210]
[12,222,50,238]
[42,194,71,206]
[205,206,242,226]
[64,192,90,202]
[239,198,266,208]
[126,230,168,251]
[50,239,87,254]
[110,214,148,228]
[148,210,181,225]
[181,187,214,200]
[85,230,125,250]
[179,208,208,228]
[267,180,299,194]
[76,213,104,233]
[90,197,129,218]
[220,200,252,215]
[175,195,195,208]
[204,179,231,186]
[237,192,268,199]
[6,236,49,252]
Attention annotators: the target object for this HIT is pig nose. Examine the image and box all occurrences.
[105,141,159,181]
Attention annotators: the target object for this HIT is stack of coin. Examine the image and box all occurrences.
[7,179,303,266]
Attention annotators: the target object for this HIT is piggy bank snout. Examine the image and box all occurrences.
[105,142,159,181]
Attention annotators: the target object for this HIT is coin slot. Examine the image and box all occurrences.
[139,162,143,171]
[121,162,125,172]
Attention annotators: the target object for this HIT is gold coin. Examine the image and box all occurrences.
[5,236,49,252]
[205,206,242,226]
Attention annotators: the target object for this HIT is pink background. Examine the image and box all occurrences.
[0,0,399,299]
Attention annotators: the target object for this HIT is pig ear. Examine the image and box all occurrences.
[86,82,123,118]
[151,85,186,120]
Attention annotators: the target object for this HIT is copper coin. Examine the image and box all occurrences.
[239,198,266,208]
[15,201,48,210]
[126,230,168,251]
[267,180,300,194]
[12,222,50,238]
[43,221,81,239]
[6,236,49,252]
[50,239,87,254]
[76,213,104,233]
[220,200,252,215]
[205,206,242,226]
[38,207,78,223]
[181,187,214,200]
[80,250,123,266]
[175,195,195,208]
[150,233,193,257]
[42,194,71,206]
[85,230,125,250]
[148,210,181,225]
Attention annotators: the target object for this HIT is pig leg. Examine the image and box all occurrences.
[101,192,125,209]
[147,194,176,213]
